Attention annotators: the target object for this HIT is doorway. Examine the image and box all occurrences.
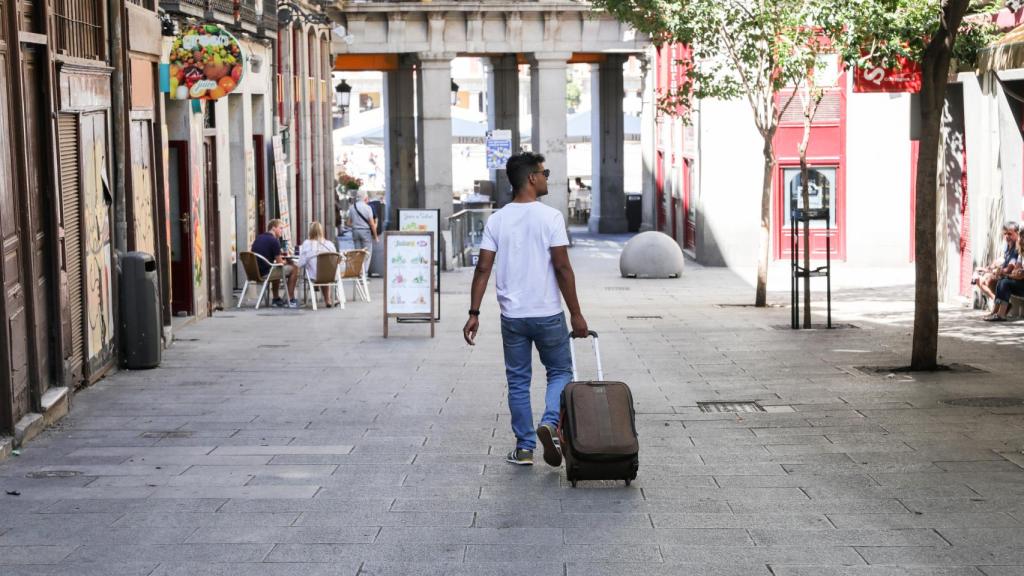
[168,141,193,316]
[254,134,266,235]
[204,137,222,313]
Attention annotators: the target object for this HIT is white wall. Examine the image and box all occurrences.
[695,97,764,268]
[844,89,912,268]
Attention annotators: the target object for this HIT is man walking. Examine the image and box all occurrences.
[347,193,379,275]
[463,152,589,467]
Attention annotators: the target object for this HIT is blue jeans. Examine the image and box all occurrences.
[500,313,573,451]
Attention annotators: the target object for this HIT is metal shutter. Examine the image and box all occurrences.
[58,114,85,386]
[779,90,842,126]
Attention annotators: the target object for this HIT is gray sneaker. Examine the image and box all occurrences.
[505,448,534,466]
[287,298,299,309]
[536,423,562,467]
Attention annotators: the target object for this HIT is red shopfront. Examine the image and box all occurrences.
[654,43,696,250]
[773,69,847,261]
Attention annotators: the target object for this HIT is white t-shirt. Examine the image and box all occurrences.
[480,201,570,318]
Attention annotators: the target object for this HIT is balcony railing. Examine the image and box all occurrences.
[127,0,157,10]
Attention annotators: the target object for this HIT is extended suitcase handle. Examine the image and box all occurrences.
[569,330,603,381]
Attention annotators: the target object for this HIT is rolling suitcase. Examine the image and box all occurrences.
[559,331,639,487]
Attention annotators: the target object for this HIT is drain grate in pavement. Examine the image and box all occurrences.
[716,303,787,308]
[605,287,630,291]
[140,431,193,439]
[942,397,1024,408]
[25,470,81,478]
[771,323,858,330]
[258,344,290,349]
[698,401,766,413]
[626,315,662,320]
[856,363,987,375]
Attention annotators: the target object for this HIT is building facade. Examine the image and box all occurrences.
[653,42,919,291]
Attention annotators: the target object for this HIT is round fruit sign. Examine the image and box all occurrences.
[168,24,244,101]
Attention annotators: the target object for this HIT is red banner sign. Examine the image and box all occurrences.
[853,57,921,93]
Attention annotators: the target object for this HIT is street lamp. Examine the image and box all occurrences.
[450,79,460,106]
[335,80,352,109]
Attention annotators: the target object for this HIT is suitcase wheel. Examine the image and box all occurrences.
[570,480,578,488]
[624,479,631,486]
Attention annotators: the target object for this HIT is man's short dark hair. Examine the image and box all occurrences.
[506,152,546,195]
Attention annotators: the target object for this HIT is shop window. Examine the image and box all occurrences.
[53,0,105,61]
[782,166,837,228]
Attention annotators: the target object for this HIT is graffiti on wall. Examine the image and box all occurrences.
[246,148,256,249]
[191,130,205,291]
[83,115,114,359]
[131,122,156,255]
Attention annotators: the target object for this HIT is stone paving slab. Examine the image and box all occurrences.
[2,231,1024,575]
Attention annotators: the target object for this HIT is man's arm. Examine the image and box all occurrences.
[551,246,588,338]
[463,249,495,345]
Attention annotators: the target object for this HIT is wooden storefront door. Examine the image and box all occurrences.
[20,45,56,399]
[0,26,33,432]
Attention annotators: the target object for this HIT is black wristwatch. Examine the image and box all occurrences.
[468,309,480,316]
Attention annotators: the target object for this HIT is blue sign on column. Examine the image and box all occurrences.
[486,130,512,170]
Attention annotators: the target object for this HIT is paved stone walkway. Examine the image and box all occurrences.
[2,231,1024,576]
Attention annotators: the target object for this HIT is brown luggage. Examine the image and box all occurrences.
[558,331,639,487]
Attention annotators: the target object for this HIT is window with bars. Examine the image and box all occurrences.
[53,0,106,61]
[0,0,6,41]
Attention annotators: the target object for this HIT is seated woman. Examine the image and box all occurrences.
[293,222,338,308]
[984,230,1024,321]
[977,222,1019,311]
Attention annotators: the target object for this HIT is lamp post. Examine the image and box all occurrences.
[450,79,460,106]
[335,79,352,110]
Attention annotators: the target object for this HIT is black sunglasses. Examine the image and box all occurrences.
[533,169,551,178]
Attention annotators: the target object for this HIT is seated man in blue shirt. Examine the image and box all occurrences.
[251,219,300,308]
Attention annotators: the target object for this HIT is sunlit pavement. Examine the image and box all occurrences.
[2,230,1023,576]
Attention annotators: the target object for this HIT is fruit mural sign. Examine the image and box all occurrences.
[168,24,245,101]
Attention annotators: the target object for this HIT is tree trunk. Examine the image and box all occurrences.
[800,127,811,329]
[755,136,775,307]
[910,0,969,370]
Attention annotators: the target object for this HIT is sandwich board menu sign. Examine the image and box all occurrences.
[383,232,435,338]
[397,209,441,321]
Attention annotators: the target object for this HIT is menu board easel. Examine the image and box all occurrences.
[397,209,441,322]
[383,232,436,338]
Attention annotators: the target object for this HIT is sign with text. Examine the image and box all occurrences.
[486,130,512,170]
[853,57,921,93]
[398,209,441,321]
[168,23,245,101]
[384,232,436,338]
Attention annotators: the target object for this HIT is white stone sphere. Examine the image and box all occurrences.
[619,231,684,278]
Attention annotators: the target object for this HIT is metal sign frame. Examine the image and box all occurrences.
[383,232,436,338]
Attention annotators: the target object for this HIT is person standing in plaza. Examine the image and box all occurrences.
[463,151,589,467]
[347,192,379,275]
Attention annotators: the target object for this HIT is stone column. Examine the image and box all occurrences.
[416,54,455,227]
[385,55,418,228]
[589,54,628,234]
[639,49,657,232]
[530,53,570,219]
[488,55,520,207]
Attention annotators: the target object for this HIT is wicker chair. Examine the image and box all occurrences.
[340,249,371,304]
[237,252,284,309]
[304,252,342,311]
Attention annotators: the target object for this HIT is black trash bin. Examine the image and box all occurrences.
[120,251,161,369]
[625,193,642,232]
